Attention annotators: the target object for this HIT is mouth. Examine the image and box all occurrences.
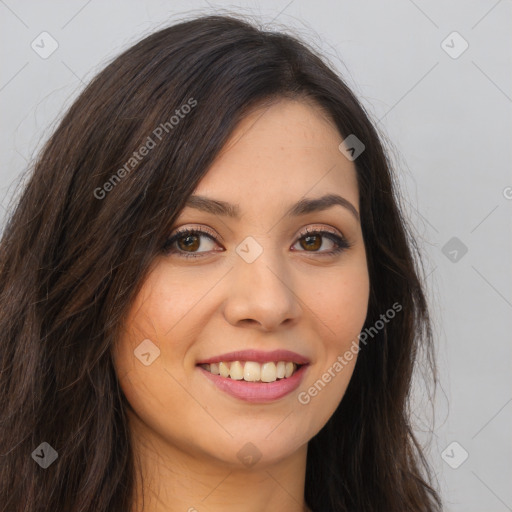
[198,360,303,383]
[196,349,310,402]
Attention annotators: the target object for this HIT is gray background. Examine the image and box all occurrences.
[1,1,511,510]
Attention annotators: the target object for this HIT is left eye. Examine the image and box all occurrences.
[162,228,351,258]
[291,230,350,255]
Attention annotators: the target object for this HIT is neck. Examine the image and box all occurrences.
[127,410,311,512]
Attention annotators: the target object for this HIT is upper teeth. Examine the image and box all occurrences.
[200,361,298,382]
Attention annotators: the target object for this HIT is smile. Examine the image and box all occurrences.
[196,349,310,403]
[199,360,300,382]
[196,349,310,402]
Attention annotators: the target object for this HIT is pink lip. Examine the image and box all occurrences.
[198,363,308,403]
[196,349,310,365]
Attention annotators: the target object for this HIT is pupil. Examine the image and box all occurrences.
[302,234,321,251]
[179,235,199,251]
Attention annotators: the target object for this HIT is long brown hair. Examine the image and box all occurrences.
[0,14,441,512]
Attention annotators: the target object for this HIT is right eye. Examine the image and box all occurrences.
[162,228,224,258]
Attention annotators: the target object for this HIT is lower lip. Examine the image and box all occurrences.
[198,364,308,403]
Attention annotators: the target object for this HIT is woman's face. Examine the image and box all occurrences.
[113,98,370,469]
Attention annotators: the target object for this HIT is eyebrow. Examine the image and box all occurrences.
[183,193,360,223]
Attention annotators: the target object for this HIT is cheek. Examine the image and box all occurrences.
[308,265,370,346]
[119,265,206,353]
[112,268,207,419]
[296,265,369,431]
[114,356,202,460]
[112,298,199,450]
[141,265,229,339]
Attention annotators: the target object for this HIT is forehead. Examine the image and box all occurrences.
[191,98,360,214]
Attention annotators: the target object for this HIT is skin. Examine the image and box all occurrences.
[113,97,370,512]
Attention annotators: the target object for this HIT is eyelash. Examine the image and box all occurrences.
[162,226,352,259]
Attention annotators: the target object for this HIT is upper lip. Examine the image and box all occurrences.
[196,349,310,365]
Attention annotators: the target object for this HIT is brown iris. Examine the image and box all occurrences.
[178,234,201,252]
[300,234,322,251]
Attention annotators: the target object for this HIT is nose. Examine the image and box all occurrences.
[222,247,302,332]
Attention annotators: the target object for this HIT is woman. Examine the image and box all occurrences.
[0,14,441,512]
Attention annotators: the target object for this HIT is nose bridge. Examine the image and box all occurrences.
[223,235,301,329]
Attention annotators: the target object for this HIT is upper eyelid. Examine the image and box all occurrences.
[171,225,220,241]
[300,225,342,237]
[169,224,345,241]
